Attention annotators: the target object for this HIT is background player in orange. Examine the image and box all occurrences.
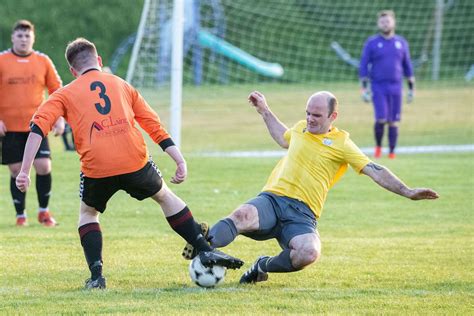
[15,38,243,289]
[0,20,64,227]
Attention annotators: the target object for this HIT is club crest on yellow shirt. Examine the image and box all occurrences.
[323,138,333,146]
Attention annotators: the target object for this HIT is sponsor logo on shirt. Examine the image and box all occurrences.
[377,42,383,48]
[89,116,130,143]
[395,41,402,49]
[7,75,36,85]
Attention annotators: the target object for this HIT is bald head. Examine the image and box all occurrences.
[305,91,338,134]
[307,91,338,117]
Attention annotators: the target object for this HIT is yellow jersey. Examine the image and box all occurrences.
[263,120,371,218]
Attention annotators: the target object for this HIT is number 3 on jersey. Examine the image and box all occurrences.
[90,81,111,115]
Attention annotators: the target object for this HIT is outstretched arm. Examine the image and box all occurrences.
[16,132,43,192]
[361,162,439,200]
[248,91,289,149]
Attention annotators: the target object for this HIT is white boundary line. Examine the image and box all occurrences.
[193,144,474,158]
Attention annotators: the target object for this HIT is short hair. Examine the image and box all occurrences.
[378,10,396,20]
[327,95,338,117]
[307,91,338,117]
[12,20,34,33]
[65,38,98,70]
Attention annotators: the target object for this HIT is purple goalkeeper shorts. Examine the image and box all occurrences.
[371,89,402,122]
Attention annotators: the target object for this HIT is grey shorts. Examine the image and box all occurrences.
[242,192,318,249]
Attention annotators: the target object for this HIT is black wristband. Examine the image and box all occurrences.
[158,138,175,151]
[408,81,414,90]
[29,123,45,138]
[361,79,368,89]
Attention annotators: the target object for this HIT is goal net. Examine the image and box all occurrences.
[127,0,473,87]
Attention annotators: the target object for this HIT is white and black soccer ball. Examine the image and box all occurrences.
[189,256,226,288]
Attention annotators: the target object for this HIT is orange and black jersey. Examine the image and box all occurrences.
[0,49,62,131]
[32,69,173,178]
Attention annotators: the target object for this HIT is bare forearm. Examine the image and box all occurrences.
[363,163,411,197]
[260,110,288,148]
[164,144,188,184]
[165,145,185,165]
[362,162,439,201]
[20,133,43,174]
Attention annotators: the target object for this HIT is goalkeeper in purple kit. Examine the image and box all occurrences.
[359,10,415,159]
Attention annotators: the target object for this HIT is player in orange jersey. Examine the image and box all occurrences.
[15,38,243,289]
[0,20,63,227]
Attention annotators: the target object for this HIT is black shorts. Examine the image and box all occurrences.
[79,160,163,213]
[243,192,318,249]
[1,132,51,165]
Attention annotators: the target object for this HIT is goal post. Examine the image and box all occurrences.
[127,0,184,147]
[170,0,184,147]
[126,0,151,84]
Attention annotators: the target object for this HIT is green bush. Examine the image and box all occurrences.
[0,0,143,82]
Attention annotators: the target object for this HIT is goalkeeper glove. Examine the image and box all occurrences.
[361,89,371,103]
[406,89,414,104]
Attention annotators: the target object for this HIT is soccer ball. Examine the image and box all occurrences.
[189,256,226,288]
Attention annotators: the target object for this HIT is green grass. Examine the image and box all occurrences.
[140,82,473,152]
[0,84,473,314]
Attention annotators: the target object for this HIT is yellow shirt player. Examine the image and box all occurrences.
[264,120,370,218]
[182,90,439,284]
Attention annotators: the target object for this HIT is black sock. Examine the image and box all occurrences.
[208,218,238,248]
[388,126,399,154]
[166,206,212,252]
[36,173,52,209]
[10,177,26,216]
[374,122,385,147]
[78,223,103,279]
[260,249,297,273]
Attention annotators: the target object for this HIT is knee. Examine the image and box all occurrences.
[230,207,252,223]
[79,207,99,227]
[8,164,21,177]
[229,205,258,231]
[388,122,398,127]
[302,247,321,265]
[79,213,99,227]
[34,159,51,175]
[292,247,321,269]
[153,186,170,204]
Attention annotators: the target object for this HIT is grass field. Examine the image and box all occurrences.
[0,84,473,314]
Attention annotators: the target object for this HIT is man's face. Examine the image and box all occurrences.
[11,29,35,55]
[378,15,395,35]
[305,100,335,135]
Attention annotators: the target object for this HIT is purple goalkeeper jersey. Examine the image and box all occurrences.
[359,34,413,91]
